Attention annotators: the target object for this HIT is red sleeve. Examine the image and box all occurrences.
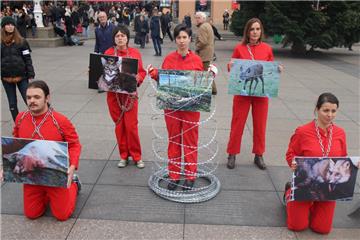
[341,130,348,156]
[136,51,146,85]
[12,113,25,138]
[60,116,81,170]
[231,44,242,59]
[286,128,302,167]
[268,46,274,61]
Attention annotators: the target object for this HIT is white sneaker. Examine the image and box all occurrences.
[117,159,127,168]
[136,160,145,169]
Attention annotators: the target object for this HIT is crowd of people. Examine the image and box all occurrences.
[1,1,359,237]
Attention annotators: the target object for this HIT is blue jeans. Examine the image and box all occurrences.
[152,36,162,55]
[1,78,28,121]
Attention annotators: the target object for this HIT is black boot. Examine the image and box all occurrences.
[254,155,266,170]
[167,179,180,191]
[227,154,236,169]
[182,179,195,190]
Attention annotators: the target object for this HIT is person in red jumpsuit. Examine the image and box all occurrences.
[226,17,283,170]
[12,80,82,221]
[104,25,146,169]
[148,23,217,190]
[284,92,359,234]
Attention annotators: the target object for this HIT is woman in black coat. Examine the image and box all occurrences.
[1,17,35,121]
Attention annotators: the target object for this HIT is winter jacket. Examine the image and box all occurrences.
[195,22,214,62]
[150,16,161,38]
[1,39,35,79]
[94,22,115,54]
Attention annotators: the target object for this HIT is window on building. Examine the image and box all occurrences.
[195,0,211,17]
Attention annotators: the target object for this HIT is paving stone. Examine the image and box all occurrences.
[333,194,360,228]
[184,224,296,240]
[67,219,183,240]
[215,164,275,191]
[77,160,107,184]
[185,190,286,226]
[296,228,360,240]
[79,185,185,223]
[0,214,75,240]
[97,160,155,186]
[79,139,117,160]
[267,166,294,192]
[1,182,93,218]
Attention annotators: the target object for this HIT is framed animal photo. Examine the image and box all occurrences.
[156,70,213,112]
[290,157,359,201]
[88,53,138,94]
[1,136,69,187]
[228,59,280,97]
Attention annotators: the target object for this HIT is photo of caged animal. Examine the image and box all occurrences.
[88,53,138,94]
[293,157,358,201]
[228,59,280,98]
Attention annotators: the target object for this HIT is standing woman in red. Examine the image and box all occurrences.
[104,25,146,169]
[148,24,217,191]
[226,18,281,170]
[284,92,354,234]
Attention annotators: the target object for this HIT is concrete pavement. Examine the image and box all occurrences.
[1,37,359,239]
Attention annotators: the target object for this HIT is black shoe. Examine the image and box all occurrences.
[98,89,105,93]
[167,179,180,191]
[227,154,236,169]
[73,174,82,194]
[254,155,266,170]
[182,179,195,190]
[283,182,291,205]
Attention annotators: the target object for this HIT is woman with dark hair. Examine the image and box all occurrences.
[226,18,283,170]
[148,23,217,191]
[284,92,356,234]
[1,16,35,121]
[104,25,146,169]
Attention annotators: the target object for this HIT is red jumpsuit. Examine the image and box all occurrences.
[161,50,204,180]
[13,109,81,221]
[285,120,347,234]
[104,47,146,162]
[227,42,274,156]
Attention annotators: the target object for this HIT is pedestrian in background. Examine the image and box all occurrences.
[194,12,216,94]
[150,8,162,56]
[1,16,35,121]
[223,9,230,30]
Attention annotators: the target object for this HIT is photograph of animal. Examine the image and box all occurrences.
[156,70,213,112]
[1,137,69,187]
[239,63,264,95]
[228,59,280,97]
[293,157,358,201]
[88,53,138,94]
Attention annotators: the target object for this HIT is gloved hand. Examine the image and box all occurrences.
[146,64,159,80]
[208,64,218,77]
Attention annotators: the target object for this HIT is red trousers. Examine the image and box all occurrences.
[107,93,142,161]
[285,188,336,234]
[165,110,200,180]
[227,96,268,155]
[23,183,78,221]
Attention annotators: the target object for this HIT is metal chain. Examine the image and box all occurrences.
[246,44,255,60]
[314,119,333,157]
[115,94,137,125]
[29,108,65,140]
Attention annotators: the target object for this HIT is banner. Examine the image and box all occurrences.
[156,70,213,112]
[88,53,138,94]
[1,137,69,187]
[228,59,280,97]
[291,157,359,201]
